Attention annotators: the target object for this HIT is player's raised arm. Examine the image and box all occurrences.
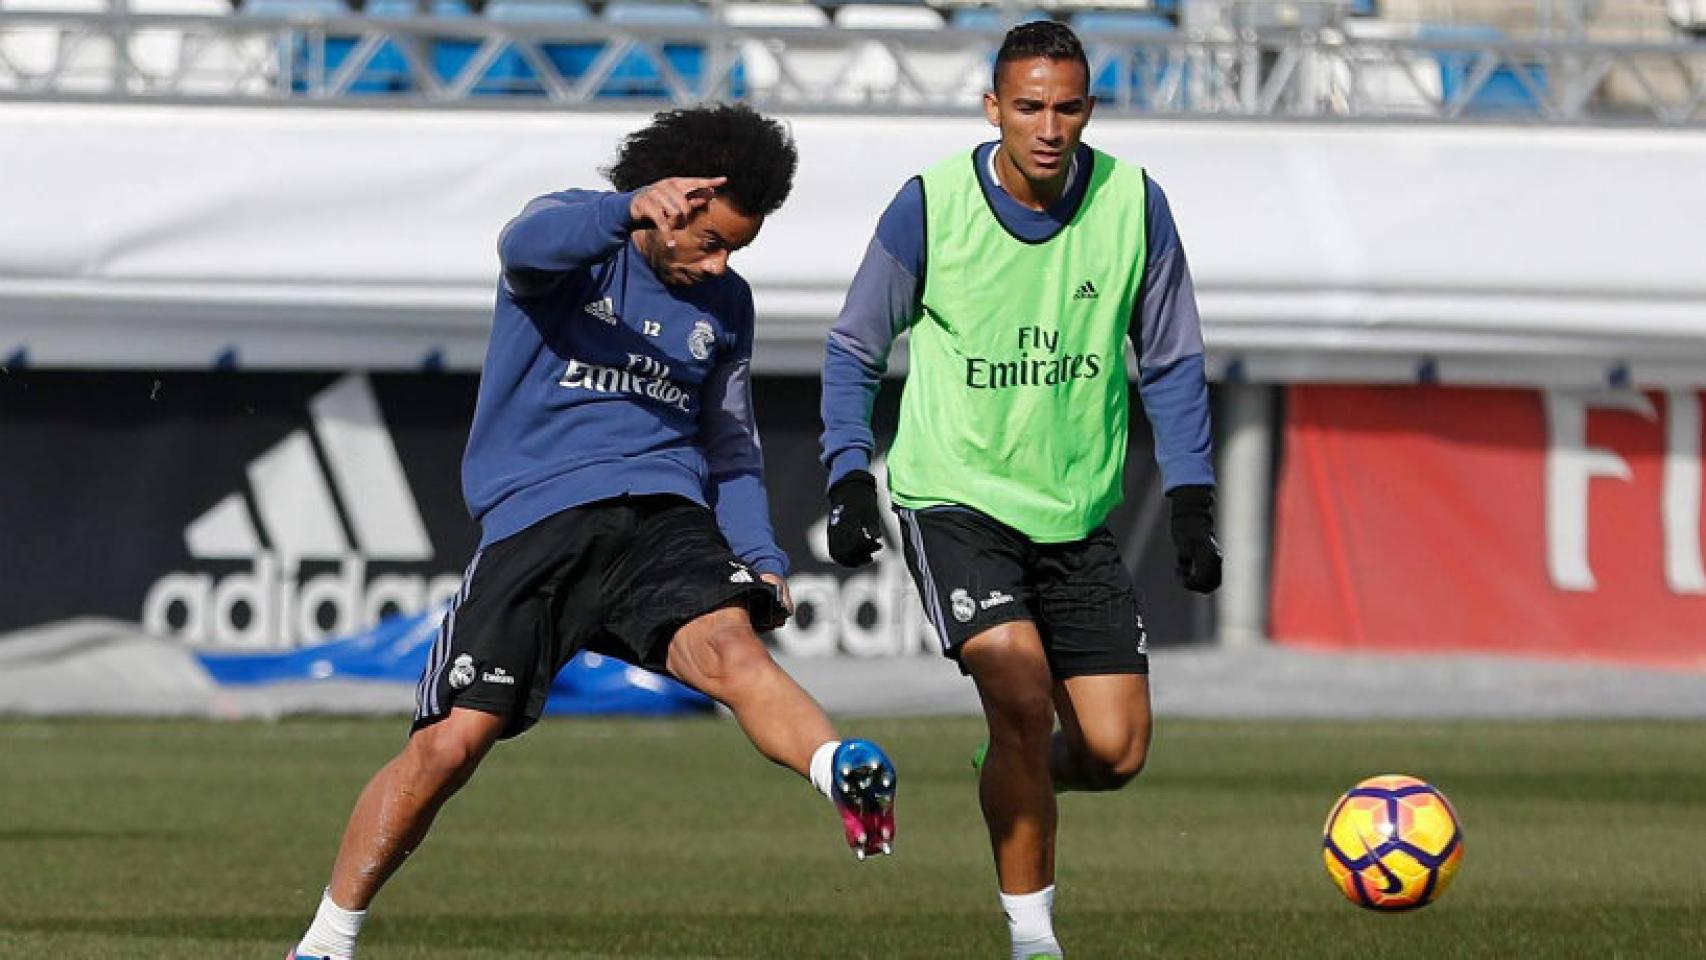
[1129,174,1220,594]
[496,190,635,297]
[818,179,927,567]
[494,177,723,298]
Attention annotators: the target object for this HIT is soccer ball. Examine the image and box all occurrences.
[1321,774,1463,911]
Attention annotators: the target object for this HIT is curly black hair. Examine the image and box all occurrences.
[993,21,1089,93]
[604,103,798,218]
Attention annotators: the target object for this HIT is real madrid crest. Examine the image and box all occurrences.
[950,588,975,623]
[448,653,476,690]
[688,318,715,361]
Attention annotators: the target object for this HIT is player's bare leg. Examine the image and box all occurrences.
[1048,674,1151,793]
[961,621,1058,891]
[292,707,506,958]
[667,605,835,772]
[329,707,506,907]
[961,621,1064,958]
[665,605,896,858]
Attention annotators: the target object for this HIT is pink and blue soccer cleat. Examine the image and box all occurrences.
[832,738,896,860]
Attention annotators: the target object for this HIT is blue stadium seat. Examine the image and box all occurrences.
[600,1,710,98]
[1420,24,1546,115]
[1070,10,1175,107]
[358,0,420,93]
[473,0,596,96]
[949,8,1049,31]
[240,0,359,93]
[416,0,482,91]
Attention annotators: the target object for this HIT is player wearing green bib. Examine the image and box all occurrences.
[819,23,1220,959]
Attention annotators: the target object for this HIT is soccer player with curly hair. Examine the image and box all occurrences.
[287,104,896,960]
[819,23,1220,959]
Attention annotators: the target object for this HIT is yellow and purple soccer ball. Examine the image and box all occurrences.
[1321,774,1463,911]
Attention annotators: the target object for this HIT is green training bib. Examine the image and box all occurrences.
[889,147,1148,542]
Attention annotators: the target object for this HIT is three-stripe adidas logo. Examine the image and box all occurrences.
[141,374,462,651]
[584,297,619,325]
[1072,280,1100,301]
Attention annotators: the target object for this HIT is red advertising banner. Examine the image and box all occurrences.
[1270,386,1706,669]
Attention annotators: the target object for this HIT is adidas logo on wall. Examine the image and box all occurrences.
[1073,280,1100,301]
[141,374,462,651]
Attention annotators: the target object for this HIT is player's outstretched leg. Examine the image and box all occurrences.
[288,707,506,960]
[665,605,896,859]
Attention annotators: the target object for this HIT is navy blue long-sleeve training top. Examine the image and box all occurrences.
[820,141,1214,495]
[462,188,787,575]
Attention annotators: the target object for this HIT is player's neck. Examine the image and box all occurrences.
[991,146,1071,211]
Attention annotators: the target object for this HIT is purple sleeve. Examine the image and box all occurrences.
[819,179,925,488]
[1132,175,1216,490]
[701,295,788,576]
[497,189,639,298]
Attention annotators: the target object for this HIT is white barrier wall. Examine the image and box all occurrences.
[3,103,1706,383]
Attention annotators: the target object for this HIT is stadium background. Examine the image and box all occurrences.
[3,1,1706,956]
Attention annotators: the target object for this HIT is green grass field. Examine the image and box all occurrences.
[2,716,1703,958]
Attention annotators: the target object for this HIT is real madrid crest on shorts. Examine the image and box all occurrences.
[950,588,976,623]
[688,318,715,361]
[448,653,476,690]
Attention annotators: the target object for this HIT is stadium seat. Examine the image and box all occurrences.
[600,1,712,99]
[948,8,1049,31]
[1669,0,1706,31]
[474,0,594,96]
[240,0,359,94]
[1419,24,1547,115]
[126,0,270,96]
[358,0,424,93]
[721,1,830,102]
[0,0,117,94]
[1070,10,1175,108]
[1333,18,1443,116]
[832,4,962,105]
[832,4,942,30]
[723,2,829,28]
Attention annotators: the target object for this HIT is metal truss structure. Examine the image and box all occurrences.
[2,9,1705,122]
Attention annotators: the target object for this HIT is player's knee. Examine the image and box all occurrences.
[676,621,768,692]
[986,688,1056,749]
[405,724,489,786]
[1080,738,1148,791]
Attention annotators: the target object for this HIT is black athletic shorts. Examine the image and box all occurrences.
[893,504,1148,679]
[414,494,781,738]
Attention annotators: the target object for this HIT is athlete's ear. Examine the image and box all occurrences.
[1084,94,1097,125]
[983,89,1000,127]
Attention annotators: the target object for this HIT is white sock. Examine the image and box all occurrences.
[295,888,367,960]
[808,739,842,800]
[1001,885,1060,960]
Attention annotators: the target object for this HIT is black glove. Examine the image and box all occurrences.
[749,578,791,633]
[1168,484,1222,594]
[826,470,884,568]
